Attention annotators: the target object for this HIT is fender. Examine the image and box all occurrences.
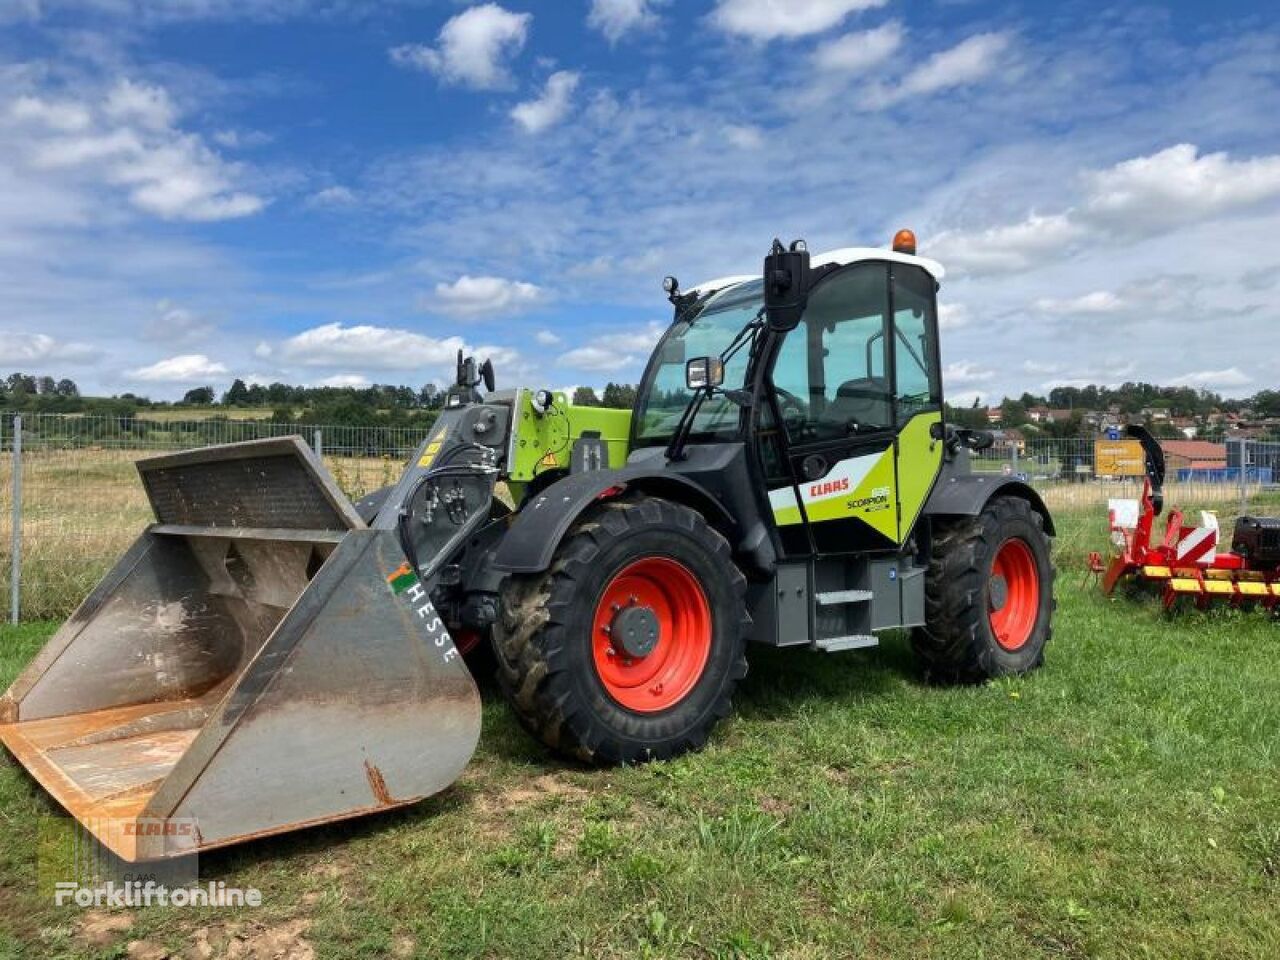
[923,471,1055,536]
[490,468,738,574]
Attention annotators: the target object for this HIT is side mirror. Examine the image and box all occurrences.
[479,358,495,393]
[685,357,724,391]
[763,238,811,332]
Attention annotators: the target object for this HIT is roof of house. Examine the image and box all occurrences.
[1160,440,1227,461]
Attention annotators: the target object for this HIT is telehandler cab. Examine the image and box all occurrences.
[1,232,1055,859]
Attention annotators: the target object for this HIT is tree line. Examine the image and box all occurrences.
[6,371,1275,435]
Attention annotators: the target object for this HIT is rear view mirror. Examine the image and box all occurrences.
[763,238,811,332]
[686,357,724,391]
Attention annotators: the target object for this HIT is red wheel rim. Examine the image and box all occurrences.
[591,557,712,713]
[989,538,1040,652]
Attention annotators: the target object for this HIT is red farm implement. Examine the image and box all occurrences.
[1089,426,1280,612]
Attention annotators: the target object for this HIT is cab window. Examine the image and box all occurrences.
[891,265,941,421]
[768,263,891,445]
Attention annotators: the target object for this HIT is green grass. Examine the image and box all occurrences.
[1,512,1279,958]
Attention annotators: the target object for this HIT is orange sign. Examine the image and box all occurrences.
[1094,438,1146,477]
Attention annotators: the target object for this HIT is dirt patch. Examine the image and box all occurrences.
[78,909,133,946]
[126,941,168,960]
[185,918,315,960]
[470,771,588,821]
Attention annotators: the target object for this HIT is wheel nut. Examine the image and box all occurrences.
[650,682,664,695]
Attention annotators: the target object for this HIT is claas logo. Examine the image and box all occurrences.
[809,477,849,498]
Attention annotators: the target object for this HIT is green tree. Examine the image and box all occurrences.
[601,383,637,409]
[573,386,601,407]
[1000,397,1028,426]
[223,378,250,406]
[182,386,215,405]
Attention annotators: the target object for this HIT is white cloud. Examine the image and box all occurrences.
[8,79,265,222]
[146,300,214,341]
[535,329,562,345]
[588,0,664,43]
[307,185,357,208]
[390,4,531,90]
[1083,143,1280,235]
[937,302,970,330]
[103,79,175,130]
[0,332,96,364]
[279,324,527,380]
[254,341,273,358]
[557,346,632,372]
[724,123,765,149]
[814,21,903,74]
[899,32,1012,97]
[511,71,581,134]
[130,353,229,382]
[1032,290,1123,315]
[558,323,664,372]
[1171,367,1252,389]
[9,96,91,132]
[931,213,1085,275]
[943,361,994,388]
[711,0,886,40]
[931,144,1280,278]
[431,275,544,318]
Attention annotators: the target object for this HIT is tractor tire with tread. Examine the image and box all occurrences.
[493,495,750,765]
[912,496,1054,684]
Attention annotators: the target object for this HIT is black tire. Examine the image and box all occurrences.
[493,495,750,764]
[911,496,1054,684]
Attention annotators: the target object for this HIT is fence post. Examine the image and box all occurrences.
[312,428,323,460]
[10,414,22,625]
[1238,438,1249,515]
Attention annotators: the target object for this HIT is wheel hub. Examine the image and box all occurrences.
[590,556,713,713]
[612,605,660,658]
[988,537,1040,652]
[988,574,1008,612]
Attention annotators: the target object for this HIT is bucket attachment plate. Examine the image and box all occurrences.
[0,437,481,860]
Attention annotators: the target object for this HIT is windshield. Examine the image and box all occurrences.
[633,279,763,447]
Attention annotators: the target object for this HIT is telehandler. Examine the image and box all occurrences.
[1,232,1055,859]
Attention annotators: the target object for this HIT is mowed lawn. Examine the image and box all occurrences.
[0,509,1278,959]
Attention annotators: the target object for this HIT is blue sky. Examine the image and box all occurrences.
[1,0,1278,403]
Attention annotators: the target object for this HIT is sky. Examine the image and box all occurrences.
[0,0,1278,405]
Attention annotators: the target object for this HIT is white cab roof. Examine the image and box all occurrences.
[688,246,944,299]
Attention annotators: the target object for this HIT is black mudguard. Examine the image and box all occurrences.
[490,468,738,574]
[923,469,1055,536]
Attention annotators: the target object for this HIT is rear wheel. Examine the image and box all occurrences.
[911,496,1054,683]
[494,495,750,764]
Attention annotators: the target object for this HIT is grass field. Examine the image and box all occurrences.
[133,408,280,422]
[0,504,1278,959]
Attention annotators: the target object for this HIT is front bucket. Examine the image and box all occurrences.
[0,437,480,860]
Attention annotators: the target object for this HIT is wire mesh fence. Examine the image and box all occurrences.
[0,413,430,622]
[1,412,1277,622]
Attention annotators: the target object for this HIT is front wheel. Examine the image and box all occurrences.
[493,495,750,764]
[911,496,1054,683]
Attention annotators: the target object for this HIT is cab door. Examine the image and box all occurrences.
[763,262,900,555]
[888,263,944,541]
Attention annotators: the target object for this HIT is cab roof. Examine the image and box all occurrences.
[686,246,944,298]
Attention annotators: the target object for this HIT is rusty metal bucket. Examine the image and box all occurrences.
[0,437,481,860]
